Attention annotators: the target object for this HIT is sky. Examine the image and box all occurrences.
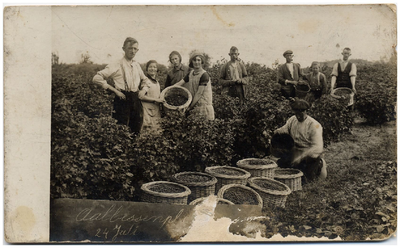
[52,5,397,67]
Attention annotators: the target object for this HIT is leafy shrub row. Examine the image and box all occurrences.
[309,95,354,145]
[52,60,393,200]
[355,63,396,125]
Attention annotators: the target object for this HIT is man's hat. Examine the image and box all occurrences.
[290,98,310,111]
[283,50,293,57]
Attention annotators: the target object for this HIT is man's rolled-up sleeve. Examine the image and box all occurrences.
[93,64,115,90]
[330,63,338,77]
[350,63,357,77]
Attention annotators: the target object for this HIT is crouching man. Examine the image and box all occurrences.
[272,98,327,182]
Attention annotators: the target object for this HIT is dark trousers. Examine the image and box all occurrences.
[113,91,143,134]
[281,86,295,99]
[277,152,323,183]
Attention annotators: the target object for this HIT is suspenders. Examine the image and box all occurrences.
[120,60,130,91]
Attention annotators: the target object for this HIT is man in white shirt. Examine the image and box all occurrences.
[273,98,327,182]
[93,37,150,134]
[330,47,357,94]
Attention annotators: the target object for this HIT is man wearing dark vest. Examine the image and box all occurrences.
[219,46,249,105]
[93,37,151,134]
[330,47,357,94]
[278,50,304,98]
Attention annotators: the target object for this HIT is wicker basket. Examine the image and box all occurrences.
[295,83,310,99]
[332,87,354,106]
[141,181,191,205]
[189,197,234,206]
[217,184,263,208]
[172,172,218,202]
[274,168,304,191]
[205,166,251,194]
[160,86,192,115]
[237,158,277,178]
[248,177,291,209]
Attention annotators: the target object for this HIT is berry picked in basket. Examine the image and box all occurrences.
[160,86,192,116]
[172,172,218,202]
[248,177,291,209]
[141,181,191,205]
[237,158,277,178]
[217,184,263,208]
[205,166,251,194]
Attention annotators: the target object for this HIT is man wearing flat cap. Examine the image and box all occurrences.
[272,98,327,182]
[278,50,304,98]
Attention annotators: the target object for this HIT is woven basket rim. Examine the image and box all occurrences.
[217,184,263,208]
[160,86,192,110]
[237,158,278,170]
[189,197,234,206]
[332,87,354,95]
[248,177,291,196]
[141,181,191,198]
[274,168,304,179]
[205,166,251,179]
[173,172,218,187]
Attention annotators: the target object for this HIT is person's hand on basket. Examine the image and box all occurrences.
[352,87,357,94]
[153,98,165,105]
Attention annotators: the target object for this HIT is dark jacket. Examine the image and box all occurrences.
[219,61,249,101]
[165,64,190,88]
[278,63,303,97]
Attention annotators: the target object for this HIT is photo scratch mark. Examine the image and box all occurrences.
[53,11,99,51]
[211,6,235,27]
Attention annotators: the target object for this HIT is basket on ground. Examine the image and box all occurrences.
[331,87,354,106]
[237,158,277,178]
[217,184,263,208]
[248,177,291,208]
[189,197,234,206]
[274,168,303,191]
[205,166,251,194]
[141,181,191,205]
[160,86,192,115]
[295,83,310,99]
[172,172,218,202]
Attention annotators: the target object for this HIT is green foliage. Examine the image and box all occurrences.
[51,59,397,240]
[51,112,136,200]
[51,60,394,202]
[51,65,135,200]
[355,63,396,125]
[309,95,354,145]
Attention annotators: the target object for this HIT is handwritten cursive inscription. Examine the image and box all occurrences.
[76,205,184,228]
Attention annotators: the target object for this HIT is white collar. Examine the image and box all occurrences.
[122,57,135,65]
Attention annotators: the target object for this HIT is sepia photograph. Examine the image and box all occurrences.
[4,4,397,243]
